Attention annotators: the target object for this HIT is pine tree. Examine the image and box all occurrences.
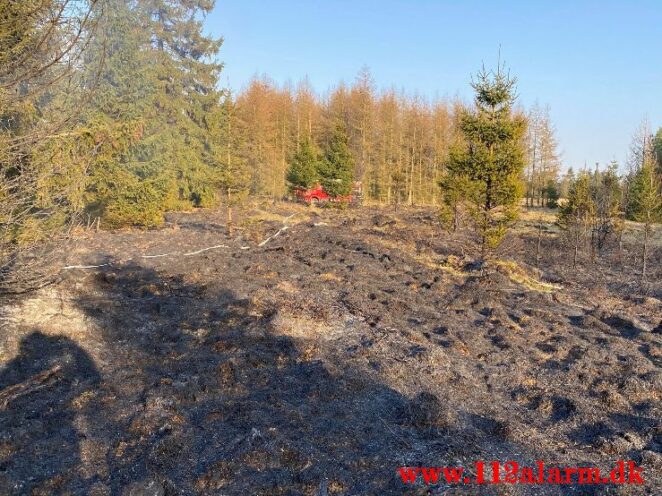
[228,73,461,207]
[543,180,560,208]
[537,112,561,206]
[626,118,653,174]
[286,137,320,190]
[213,91,249,232]
[653,127,662,175]
[558,171,595,267]
[525,103,541,207]
[439,171,474,232]
[82,0,224,226]
[628,158,662,279]
[235,77,282,196]
[559,167,575,198]
[390,171,406,212]
[82,0,166,227]
[349,66,376,183]
[0,0,102,290]
[144,0,223,210]
[446,66,527,256]
[319,122,355,197]
[590,162,622,255]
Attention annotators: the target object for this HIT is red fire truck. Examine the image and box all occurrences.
[293,182,362,206]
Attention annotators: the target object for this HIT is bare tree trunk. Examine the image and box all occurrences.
[573,229,580,268]
[227,190,233,236]
[296,114,300,151]
[642,223,650,280]
[528,128,537,208]
[418,142,423,204]
[535,221,543,265]
[590,228,596,263]
[407,153,414,205]
[453,203,459,232]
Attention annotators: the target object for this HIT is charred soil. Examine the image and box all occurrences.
[0,204,660,495]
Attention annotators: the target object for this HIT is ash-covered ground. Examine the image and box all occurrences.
[0,204,660,495]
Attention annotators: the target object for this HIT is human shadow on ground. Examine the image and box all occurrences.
[0,332,101,494]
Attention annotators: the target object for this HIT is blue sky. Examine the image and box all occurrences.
[205,1,661,171]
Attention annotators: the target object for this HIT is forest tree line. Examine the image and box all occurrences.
[1,0,661,290]
[557,123,662,277]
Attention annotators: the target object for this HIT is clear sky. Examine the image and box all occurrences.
[205,1,661,172]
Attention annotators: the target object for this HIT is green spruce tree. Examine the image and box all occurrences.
[439,171,475,232]
[81,0,166,227]
[146,0,224,210]
[653,128,662,175]
[82,0,224,227]
[590,162,622,255]
[558,171,596,267]
[391,170,407,212]
[446,66,527,256]
[543,181,560,208]
[212,90,249,232]
[319,122,355,197]
[627,158,662,279]
[286,137,320,190]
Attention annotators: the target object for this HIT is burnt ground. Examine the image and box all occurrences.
[0,203,660,495]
